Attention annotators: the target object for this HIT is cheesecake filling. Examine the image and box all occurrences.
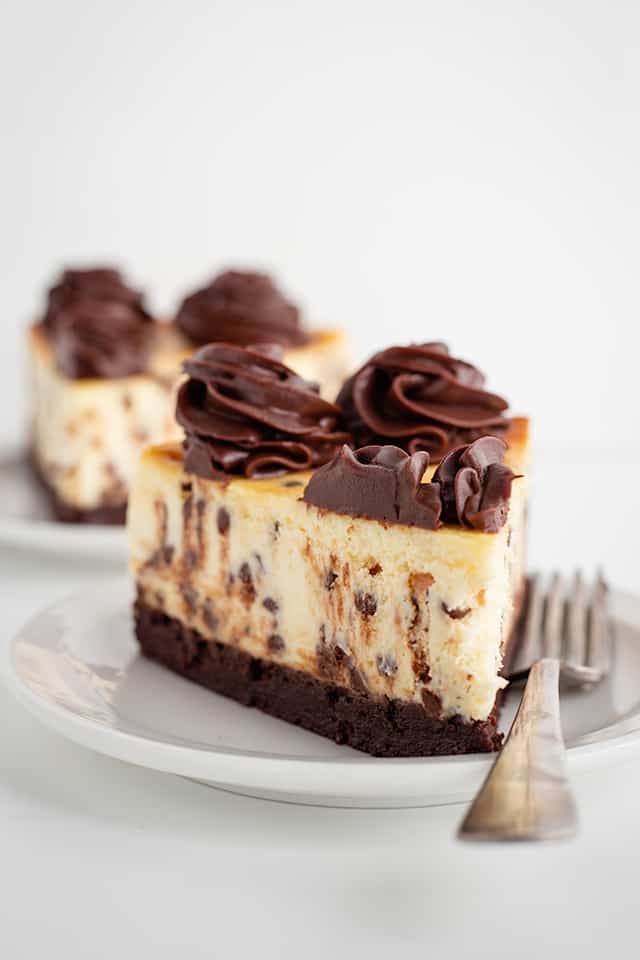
[130,446,527,723]
[28,263,349,517]
[30,327,181,512]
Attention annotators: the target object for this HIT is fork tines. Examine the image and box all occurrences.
[508,572,611,686]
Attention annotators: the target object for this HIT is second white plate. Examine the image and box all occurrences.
[0,448,126,558]
[3,579,640,807]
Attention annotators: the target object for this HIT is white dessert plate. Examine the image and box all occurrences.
[3,579,640,808]
[0,447,126,558]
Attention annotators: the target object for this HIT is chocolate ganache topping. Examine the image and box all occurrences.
[432,436,518,532]
[44,267,151,330]
[176,343,350,479]
[175,270,309,348]
[54,301,153,379]
[337,342,510,461]
[43,267,153,379]
[303,445,442,529]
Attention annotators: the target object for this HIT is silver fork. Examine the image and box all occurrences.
[458,572,611,843]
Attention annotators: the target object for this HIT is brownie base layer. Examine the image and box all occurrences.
[29,454,127,525]
[134,599,511,757]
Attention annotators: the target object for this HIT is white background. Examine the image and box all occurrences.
[2,2,640,957]
[2,0,639,460]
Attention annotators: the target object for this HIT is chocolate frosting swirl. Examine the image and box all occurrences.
[337,342,510,461]
[176,343,349,479]
[44,267,150,330]
[53,301,153,379]
[303,445,442,530]
[42,267,153,378]
[175,270,309,347]
[432,436,518,532]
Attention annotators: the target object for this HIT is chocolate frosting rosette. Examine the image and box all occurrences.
[432,435,518,533]
[176,270,309,348]
[43,267,153,378]
[44,267,151,330]
[337,342,510,461]
[176,343,350,479]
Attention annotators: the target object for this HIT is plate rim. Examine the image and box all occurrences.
[3,582,640,801]
[0,444,126,554]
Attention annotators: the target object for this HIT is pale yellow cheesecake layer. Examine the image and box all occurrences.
[29,325,181,511]
[129,421,528,723]
[28,324,350,513]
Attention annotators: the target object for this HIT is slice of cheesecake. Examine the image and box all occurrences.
[128,343,529,756]
[29,322,182,523]
[28,267,349,523]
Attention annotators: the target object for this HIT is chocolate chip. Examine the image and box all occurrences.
[272,520,281,541]
[369,563,382,577]
[268,634,285,652]
[376,654,397,677]
[195,499,207,566]
[354,591,377,617]
[283,480,303,488]
[181,584,198,614]
[421,687,441,717]
[180,481,193,494]
[324,570,338,591]
[239,562,256,605]
[263,597,279,613]
[316,628,333,678]
[184,548,198,570]
[349,664,368,694]
[217,507,230,535]
[202,599,219,632]
[442,602,471,620]
[409,594,420,630]
[146,544,174,568]
[254,552,264,572]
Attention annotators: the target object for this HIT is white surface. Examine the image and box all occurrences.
[1,0,640,462]
[0,448,126,557]
[2,545,640,958]
[5,579,640,809]
[1,1,640,955]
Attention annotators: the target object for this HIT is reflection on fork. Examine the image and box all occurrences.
[459,571,611,843]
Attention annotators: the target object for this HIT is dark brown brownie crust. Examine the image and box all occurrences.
[134,598,509,757]
[29,453,127,525]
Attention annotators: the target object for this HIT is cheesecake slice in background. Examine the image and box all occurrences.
[27,266,349,523]
[128,342,529,757]
[28,268,180,523]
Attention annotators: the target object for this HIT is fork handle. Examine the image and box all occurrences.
[458,658,578,842]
